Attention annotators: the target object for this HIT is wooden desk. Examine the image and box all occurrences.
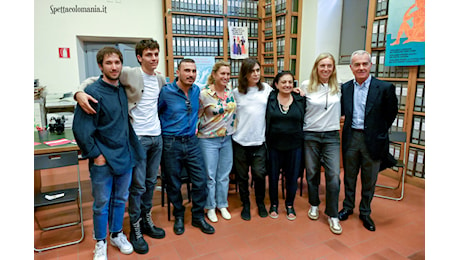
[34,129,79,194]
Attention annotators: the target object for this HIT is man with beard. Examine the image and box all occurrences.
[72,47,144,260]
[158,58,215,236]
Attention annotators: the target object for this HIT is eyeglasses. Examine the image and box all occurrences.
[185,100,191,113]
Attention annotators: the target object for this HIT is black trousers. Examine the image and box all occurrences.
[232,141,267,205]
[343,130,381,216]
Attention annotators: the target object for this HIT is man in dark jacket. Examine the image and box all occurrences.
[72,47,144,260]
[338,50,398,232]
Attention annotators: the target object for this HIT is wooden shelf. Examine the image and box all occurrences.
[366,0,426,178]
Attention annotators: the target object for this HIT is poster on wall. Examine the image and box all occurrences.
[228,26,249,60]
[185,56,215,89]
[385,0,425,66]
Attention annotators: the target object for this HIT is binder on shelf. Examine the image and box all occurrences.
[371,51,377,75]
[377,19,386,48]
[401,83,407,110]
[414,83,425,112]
[381,0,388,16]
[420,117,425,146]
[414,149,425,178]
[376,0,382,17]
[377,51,385,78]
[406,148,416,176]
[418,65,425,78]
[411,116,421,145]
[371,21,379,48]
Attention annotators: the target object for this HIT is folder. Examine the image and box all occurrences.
[411,116,421,145]
[420,117,425,146]
[376,0,382,17]
[406,149,416,176]
[381,0,388,16]
[397,113,404,132]
[418,65,425,78]
[401,83,407,110]
[414,83,424,112]
[371,21,379,48]
[414,149,425,178]
[371,51,377,75]
[377,19,386,48]
[395,83,402,109]
[377,51,385,78]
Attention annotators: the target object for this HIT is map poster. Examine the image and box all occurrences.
[185,56,215,89]
[385,0,425,66]
[228,26,249,60]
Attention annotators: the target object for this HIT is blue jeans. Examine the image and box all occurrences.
[162,135,208,219]
[128,135,162,222]
[304,131,341,218]
[198,136,233,209]
[268,147,302,208]
[89,162,132,240]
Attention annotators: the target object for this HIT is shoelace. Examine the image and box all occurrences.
[94,242,105,256]
[133,220,143,239]
[145,213,155,228]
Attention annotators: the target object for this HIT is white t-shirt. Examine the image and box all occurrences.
[131,69,162,136]
[232,82,272,146]
[301,80,341,132]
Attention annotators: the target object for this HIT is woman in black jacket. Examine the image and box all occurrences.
[265,71,306,220]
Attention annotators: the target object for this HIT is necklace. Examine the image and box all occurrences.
[321,83,329,110]
[277,94,292,114]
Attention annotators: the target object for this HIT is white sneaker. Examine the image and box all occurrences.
[110,232,133,254]
[219,207,232,220]
[308,206,319,220]
[93,240,107,260]
[328,217,342,235]
[207,209,218,222]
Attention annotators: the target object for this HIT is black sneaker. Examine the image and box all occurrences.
[241,204,251,221]
[130,218,148,254]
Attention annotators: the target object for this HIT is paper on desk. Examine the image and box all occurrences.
[45,193,65,200]
[43,138,72,146]
[34,142,41,146]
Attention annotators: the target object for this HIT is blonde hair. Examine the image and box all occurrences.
[307,53,339,95]
[206,60,230,86]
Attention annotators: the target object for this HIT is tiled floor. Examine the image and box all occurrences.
[34,160,425,259]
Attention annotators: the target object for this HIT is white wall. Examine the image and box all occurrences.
[298,0,354,84]
[34,0,165,94]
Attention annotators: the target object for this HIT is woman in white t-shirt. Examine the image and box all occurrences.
[301,53,342,235]
[232,58,272,221]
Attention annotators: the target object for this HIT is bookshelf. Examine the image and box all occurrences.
[366,0,425,178]
[163,0,260,88]
[163,0,301,88]
[260,0,301,86]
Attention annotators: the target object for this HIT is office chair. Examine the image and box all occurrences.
[375,131,407,201]
[161,167,191,221]
[34,150,84,252]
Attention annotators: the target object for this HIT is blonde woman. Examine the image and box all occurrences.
[301,53,342,234]
[198,61,237,223]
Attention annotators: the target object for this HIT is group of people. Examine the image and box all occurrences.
[72,38,398,260]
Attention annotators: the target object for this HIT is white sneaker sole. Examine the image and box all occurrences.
[328,218,343,235]
[110,240,133,254]
[308,208,319,220]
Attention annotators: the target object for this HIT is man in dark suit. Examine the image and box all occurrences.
[338,50,398,231]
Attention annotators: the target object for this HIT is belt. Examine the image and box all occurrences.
[163,135,193,142]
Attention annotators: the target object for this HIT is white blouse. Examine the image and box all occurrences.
[301,80,341,132]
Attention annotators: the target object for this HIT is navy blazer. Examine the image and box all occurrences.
[341,76,398,161]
